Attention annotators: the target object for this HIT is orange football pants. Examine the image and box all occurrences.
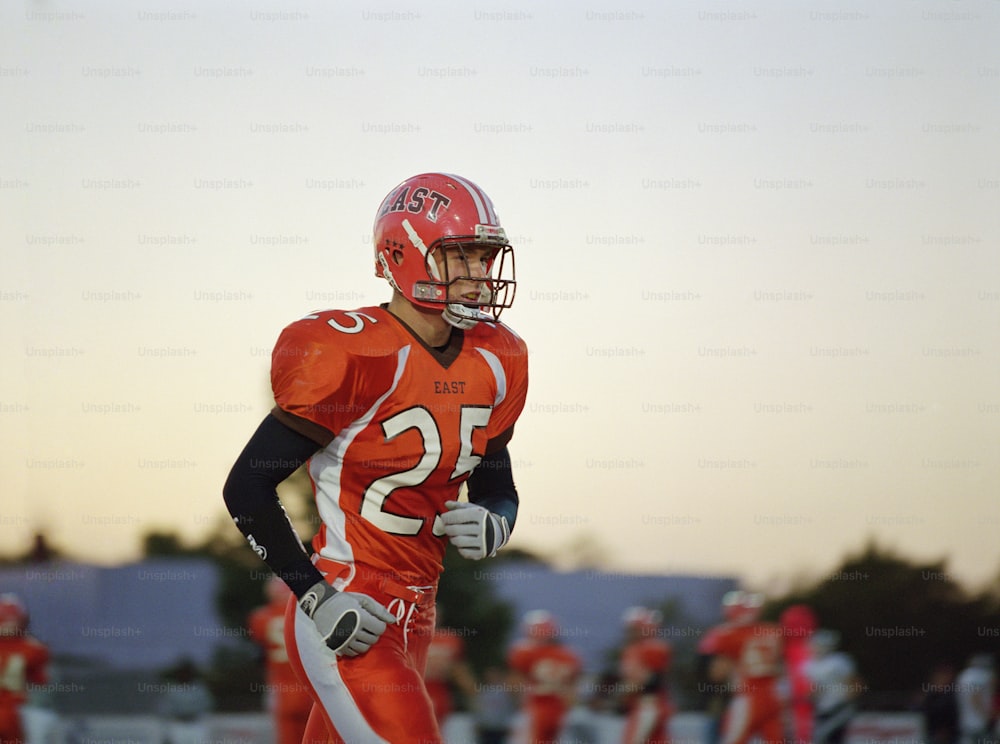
[622,694,671,744]
[720,691,785,744]
[283,561,440,744]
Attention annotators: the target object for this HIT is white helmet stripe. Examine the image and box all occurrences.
[402,218,441,279]
[444,173,496,224]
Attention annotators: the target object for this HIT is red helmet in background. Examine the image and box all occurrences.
[0,593,28,636]
[523,610,559,641]
[373,173,515,329]
[722,590,764,624]
[780,604,818,640]
[622,606,662,638]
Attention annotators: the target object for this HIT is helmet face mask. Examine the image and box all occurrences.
[373,173,516,328]
[622,606,662,638]
[523,609,558,641]
[722,590,764,624]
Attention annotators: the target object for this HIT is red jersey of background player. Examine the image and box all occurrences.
[618,607,672,744]
[702,591,786,744]
[424,622,476,727]
[780,604,818,744]
[247,577,312,744]
[271,305,528,587]
[507,611,583,744]
[0,594,49,744]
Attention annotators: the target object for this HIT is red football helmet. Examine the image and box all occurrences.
[622,606,662,638]
[373,173,515,329]
[522,610,559,641]
[780,604,817,639]
[722,590,763,624]
[0,593,28,636]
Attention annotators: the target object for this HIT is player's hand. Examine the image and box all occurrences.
[441,500,510,560]
[298,580,396,657]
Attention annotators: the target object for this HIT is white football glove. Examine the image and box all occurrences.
[440,500,511,560]
[298,580,396,657]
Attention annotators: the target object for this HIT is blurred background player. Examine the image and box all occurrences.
[695,625,729,744]
[424,611,477,734]
[779,604,818,744]
[617,606,672,744]
[802,629,861,744]
[507,610,583,744]
[0,593,49,744]
[955,653,996,744]
[247,575,312,744]
[702,590,786,744]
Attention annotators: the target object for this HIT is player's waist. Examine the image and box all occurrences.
[312,555,437,607]
[734,676,780,693]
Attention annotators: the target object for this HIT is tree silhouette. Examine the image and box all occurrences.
[767,540,1000,710]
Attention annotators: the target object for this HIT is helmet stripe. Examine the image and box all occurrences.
[402,218,441,279]
[444,173,496,224]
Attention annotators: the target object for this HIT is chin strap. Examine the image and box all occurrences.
[442,303,492,329]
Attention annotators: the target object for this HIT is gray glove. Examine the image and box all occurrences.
[298,580,396,657]
[440,500,511,559]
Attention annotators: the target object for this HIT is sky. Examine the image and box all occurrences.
[2,0,998,596]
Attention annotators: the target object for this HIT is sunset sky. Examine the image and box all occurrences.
[2,0,998,596]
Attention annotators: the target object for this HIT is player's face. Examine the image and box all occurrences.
[435,245,496,304]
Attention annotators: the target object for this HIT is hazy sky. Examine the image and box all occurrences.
[2,0,998,595]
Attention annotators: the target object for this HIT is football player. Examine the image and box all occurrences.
[0,594,50,744]
[248,575,313,744]
[701,591,786,744]
[507,610,583,744]
[803,630,861,744]
[423,615,477,732]
[223,172,527,743]
[618,607,672,744]
[779,604,818,744]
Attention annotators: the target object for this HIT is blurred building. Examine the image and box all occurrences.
[488,561,739,673]
[0,557,226,670]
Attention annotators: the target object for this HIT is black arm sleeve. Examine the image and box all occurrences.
[466,446,519,532]
[222,413,326,598]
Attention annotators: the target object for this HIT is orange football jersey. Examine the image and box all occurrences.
[248,601,311,697]
[271,305,529,586]
[705,621,784,692]
[424,630,466,722]
[508,640,582,701]
[620,638,672,687]
[425,629,465,683]
[0,635,48,705]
